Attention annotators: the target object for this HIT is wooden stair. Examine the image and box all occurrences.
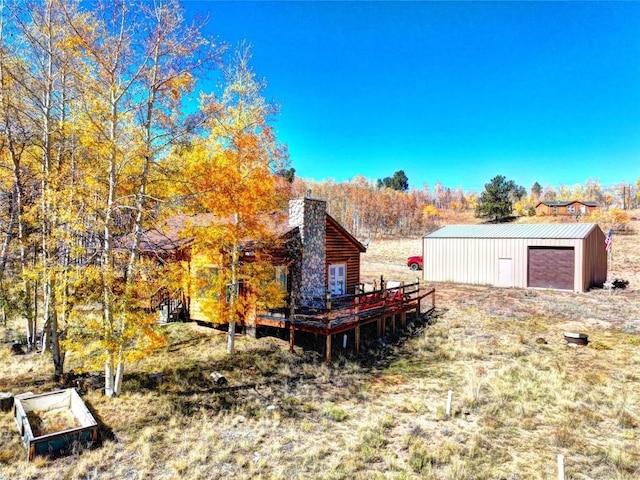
[150,287,189,324]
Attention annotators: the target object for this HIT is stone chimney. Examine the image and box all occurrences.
[289,197,326,308]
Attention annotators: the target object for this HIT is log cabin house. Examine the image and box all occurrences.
[140,197,435,362]
[535,200,599,217]
[142,197,367,322]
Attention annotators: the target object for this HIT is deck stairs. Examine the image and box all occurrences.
[150,287,188,324]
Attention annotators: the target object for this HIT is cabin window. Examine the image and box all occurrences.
[226,280,244,303]
[328,264,346,296]
[567,205,575,214]
[552,206,558,214]
[196,266,220,299]
[275,266,287,292]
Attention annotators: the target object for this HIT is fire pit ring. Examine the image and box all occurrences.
[563,332,588,346]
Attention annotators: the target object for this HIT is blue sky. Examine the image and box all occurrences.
[186,1,640,193]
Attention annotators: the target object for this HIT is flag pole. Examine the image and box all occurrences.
[609,227,613,278]
[604,225,613,295]
[605,227,613,294]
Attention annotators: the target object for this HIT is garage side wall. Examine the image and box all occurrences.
[422,237,587,291]
[582,227,607,290]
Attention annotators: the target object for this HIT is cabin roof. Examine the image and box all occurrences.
[535,200,598,207]
[135,211,294,254]
[326,214,367,252]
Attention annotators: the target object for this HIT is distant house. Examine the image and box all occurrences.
[535,200,598,217]
[142,197,367,323]
[421,223,607,292]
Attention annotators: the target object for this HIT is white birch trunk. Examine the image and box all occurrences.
[102,85,119,398]
[227,213,239,355]
[114,356,124,396]
[104,356,115,397]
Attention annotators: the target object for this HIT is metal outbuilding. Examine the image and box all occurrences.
[422,223,608,292]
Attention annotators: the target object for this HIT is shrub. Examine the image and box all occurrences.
[321,402,347,422]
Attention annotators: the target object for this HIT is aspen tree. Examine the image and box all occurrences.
[5,0,85,374]
[63,0,219,395]
[179,45,287,355]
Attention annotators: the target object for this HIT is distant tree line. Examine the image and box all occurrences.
[288,172,639,239]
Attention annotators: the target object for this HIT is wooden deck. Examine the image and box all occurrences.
[254,283,436,363]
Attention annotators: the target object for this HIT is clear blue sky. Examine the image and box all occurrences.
[185,1,640,193]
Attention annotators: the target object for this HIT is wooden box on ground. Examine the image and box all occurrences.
[13,388,98,461]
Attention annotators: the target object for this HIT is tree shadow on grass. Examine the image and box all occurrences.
[83,399,117,447]
[121,310,440,420]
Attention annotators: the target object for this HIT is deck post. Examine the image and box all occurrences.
[245,302,257,339]
[288,296,296,352]
[289,324,295,352]
[326,333,332,364]
[289,295,295,321]
[355,325,360,353]
[401,311,406,328]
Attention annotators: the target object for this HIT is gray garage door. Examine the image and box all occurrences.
[528,247,574,290]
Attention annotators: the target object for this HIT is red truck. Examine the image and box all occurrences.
[407,255,423,271]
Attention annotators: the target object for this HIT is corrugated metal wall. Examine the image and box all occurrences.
[422,226,607,292]
[582,227,608,291]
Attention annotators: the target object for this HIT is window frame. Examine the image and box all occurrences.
[328,263,346,296]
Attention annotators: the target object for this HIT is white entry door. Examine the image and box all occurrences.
[497,258,513,287]
[328,264,346,296]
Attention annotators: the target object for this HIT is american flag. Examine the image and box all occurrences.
[605,228,613,252]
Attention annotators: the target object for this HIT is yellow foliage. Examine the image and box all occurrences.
[423,204,440,218]
[170,46,288,341]
[588,207,630,233]
[609,207,629,225]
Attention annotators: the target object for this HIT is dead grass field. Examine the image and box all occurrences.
[0,215,639,479]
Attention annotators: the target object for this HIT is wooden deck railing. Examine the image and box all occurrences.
[282,283,436,363]
[316,281,427,323]
[257,282,433,329]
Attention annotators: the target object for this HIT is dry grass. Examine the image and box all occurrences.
[0,214,639,479]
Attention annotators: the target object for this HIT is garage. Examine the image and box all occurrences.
[422,223,608,292]
[528,247,574,290]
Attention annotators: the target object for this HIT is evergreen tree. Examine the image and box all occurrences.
[377,170,409,191]
[475,175,525,222]
[531,181,542,199]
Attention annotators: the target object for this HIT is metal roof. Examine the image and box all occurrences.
[535,200,598,207]
[425,223,599,240]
